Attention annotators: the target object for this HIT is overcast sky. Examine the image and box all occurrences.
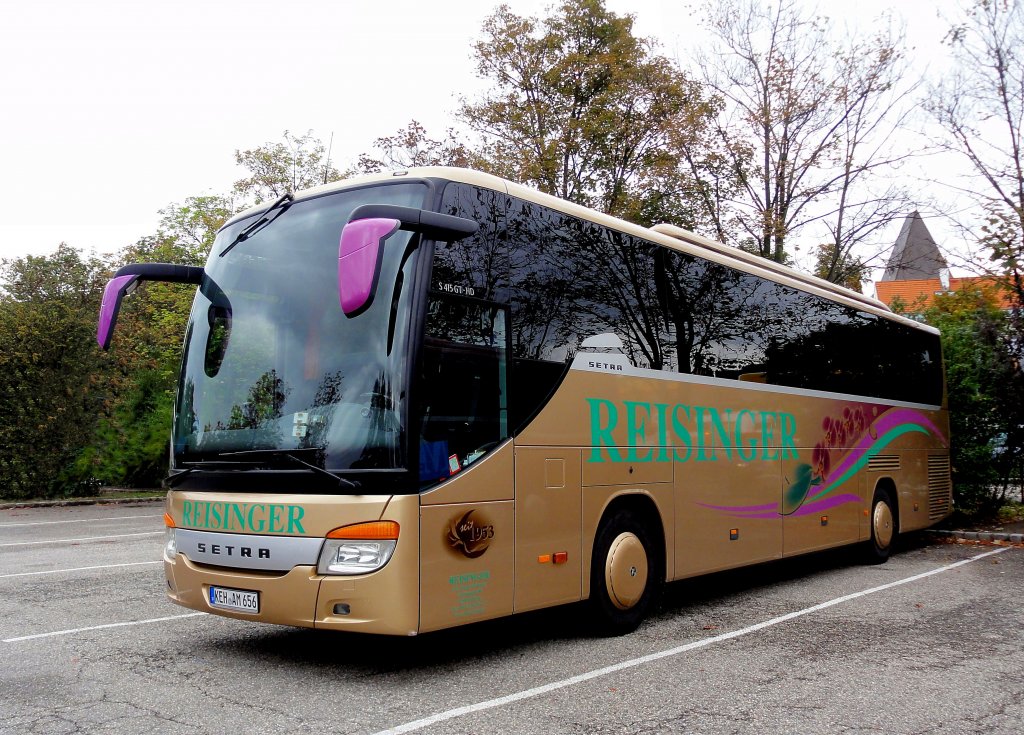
[0,0,963,277]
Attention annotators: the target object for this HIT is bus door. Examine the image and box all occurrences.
[418,292,515,631]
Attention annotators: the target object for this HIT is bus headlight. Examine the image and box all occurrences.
[317,521,399,576]
[163,513,177,561]
[164,527,177,560]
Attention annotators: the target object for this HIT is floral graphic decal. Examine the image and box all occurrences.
[700,406,946,519]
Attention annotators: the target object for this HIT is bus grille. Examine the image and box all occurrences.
[927,455,953,521]
[867,455,901,472]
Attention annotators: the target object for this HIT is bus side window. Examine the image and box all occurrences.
[420,295,509,477]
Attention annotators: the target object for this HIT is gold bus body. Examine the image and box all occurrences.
[162,168,950,635]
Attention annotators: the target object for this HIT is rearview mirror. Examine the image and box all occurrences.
[97,263,204,349]
[338,218,402,317]
[338,204,478,317]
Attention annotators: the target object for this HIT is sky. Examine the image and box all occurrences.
[0,0,968,281]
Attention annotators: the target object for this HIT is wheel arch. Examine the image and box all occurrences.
[585,491,668,600]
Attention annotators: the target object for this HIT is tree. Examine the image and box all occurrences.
[0,136,340,498]
[459,0,719,225]
[77,195,233,489]
[156,194,233,259]
[929,0,1024,318]
[812,242,866,291]
[233,130,344,205]
[921,285,1024,513]
[694,0,918,268]
[0,245,109,498]
[356,120,476,174]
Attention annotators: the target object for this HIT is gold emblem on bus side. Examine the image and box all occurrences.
[446,510,495,558]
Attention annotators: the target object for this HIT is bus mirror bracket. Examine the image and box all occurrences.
[97,263,204,350]
[339,204,478,317]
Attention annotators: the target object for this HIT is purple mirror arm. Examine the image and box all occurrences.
[96,264,204,350]
[347,204,479,241]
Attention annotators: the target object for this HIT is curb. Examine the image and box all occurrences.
[0,496,164,511]
[926,529,1024,544]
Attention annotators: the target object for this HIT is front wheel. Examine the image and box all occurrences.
[589,509,661,635]
[864,487,896,564]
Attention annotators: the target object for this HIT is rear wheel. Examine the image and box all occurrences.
[589,509,661,634]
[864,487,896,564]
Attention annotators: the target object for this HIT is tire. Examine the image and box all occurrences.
[864,487,896,564]
[588,508,662,635]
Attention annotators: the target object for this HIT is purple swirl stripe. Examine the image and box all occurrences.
[819,408,946,490]
[696,407,946,518]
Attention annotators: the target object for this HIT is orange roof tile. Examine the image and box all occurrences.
[874,276,1016,311]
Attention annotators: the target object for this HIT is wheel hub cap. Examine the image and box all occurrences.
[605,532,648,610]
[873,502,894,549]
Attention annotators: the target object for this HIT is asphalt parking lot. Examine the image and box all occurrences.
[2,501,1022,735]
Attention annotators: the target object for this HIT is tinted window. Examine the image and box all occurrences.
[508,199,664,368]
[435,183,508,303]
[505,196,941,409]
[419,294,509,484]
[419,184,510,484]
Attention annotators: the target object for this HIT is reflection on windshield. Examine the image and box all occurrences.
[173,182,428,472]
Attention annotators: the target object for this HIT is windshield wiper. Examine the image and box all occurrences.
[213,448,360,489]
[219,192,294,257]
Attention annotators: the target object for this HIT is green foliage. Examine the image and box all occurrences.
[71,370,174,488]
[923,286,1024,513]
[997,501,1024,524]
[156,195,233,260]
[83,196,233,492]
[0,135,317,498]
[0,245,108,498]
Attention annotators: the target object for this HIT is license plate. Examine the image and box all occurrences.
[208,586,259,613]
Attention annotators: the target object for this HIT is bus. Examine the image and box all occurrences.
[97,167,951,635]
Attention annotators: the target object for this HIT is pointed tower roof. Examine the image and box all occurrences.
[880,211,947,281]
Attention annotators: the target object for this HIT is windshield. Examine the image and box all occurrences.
[173,182,429,475]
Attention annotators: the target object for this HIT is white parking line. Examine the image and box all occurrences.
[2,613,206,643]
[0,532,163,547]
[372,547,1013,735]
[0,561,163,579]
[0,514,162,528]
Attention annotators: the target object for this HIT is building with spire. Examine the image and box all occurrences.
[880,211,947,282]
[873,212,1012,312]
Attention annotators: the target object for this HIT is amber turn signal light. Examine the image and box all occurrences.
[326,521,400,540]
